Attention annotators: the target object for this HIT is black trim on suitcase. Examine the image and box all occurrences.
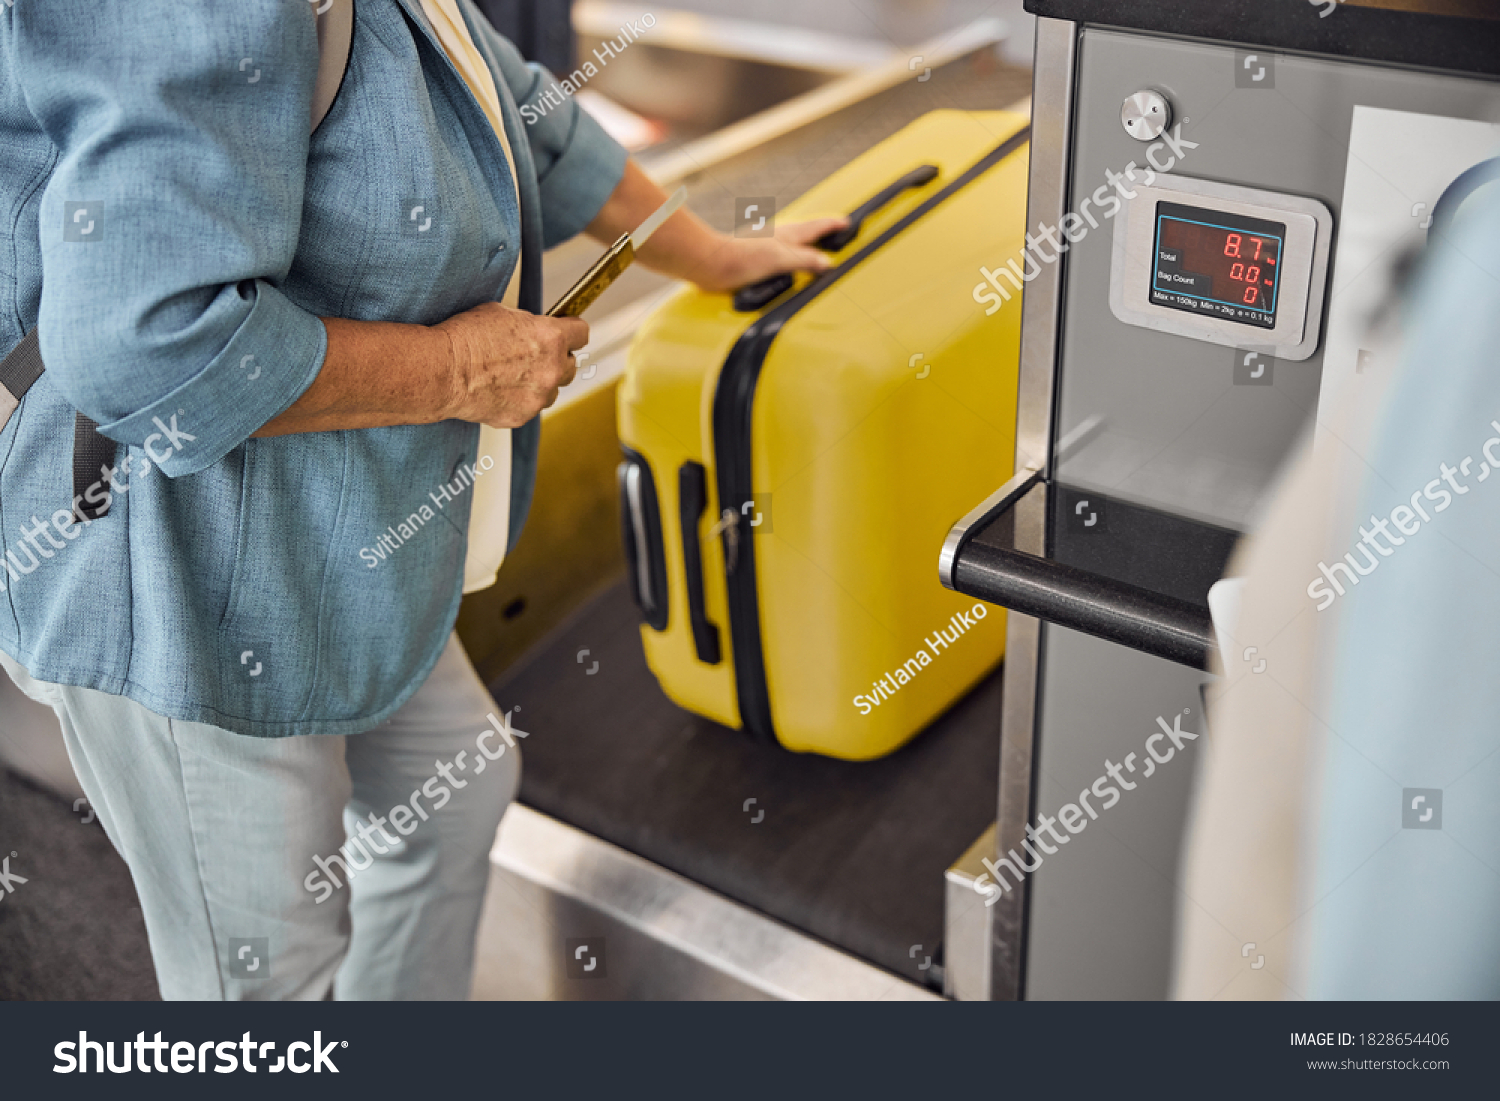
[711,124,1032,744]
[618,446,670,632]
[677,462,722,665]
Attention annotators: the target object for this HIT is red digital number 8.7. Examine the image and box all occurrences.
[1224,233,1242,259]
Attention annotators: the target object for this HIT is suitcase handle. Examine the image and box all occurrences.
[814,164,939,251]
[731,164,940,312]
[618,451,670,632]
[678,463,723,665]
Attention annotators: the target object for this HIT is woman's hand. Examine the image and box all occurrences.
[253,307,586,438]
[587,161,850,296]
[435,303,588,428]
[681,217,850,294]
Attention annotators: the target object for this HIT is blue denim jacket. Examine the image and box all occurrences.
[0,0,626,735]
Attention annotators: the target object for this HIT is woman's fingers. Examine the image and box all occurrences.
[777,215,849,247]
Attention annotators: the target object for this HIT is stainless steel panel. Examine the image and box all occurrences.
[1014,17,1076,478]
[472,804,939,1001]
[1055,29,1500,530]
[988,14,1077,1003]
[1024,626,1206,1000]
[1022,29,1500,1001]
[944,824,997,1001]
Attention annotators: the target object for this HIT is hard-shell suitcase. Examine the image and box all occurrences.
[617,109,1030,760]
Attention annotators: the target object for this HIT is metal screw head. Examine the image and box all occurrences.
[1121,90,1172,142]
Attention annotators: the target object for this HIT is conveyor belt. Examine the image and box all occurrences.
[490,579,1002,988]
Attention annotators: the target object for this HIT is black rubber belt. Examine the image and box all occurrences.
[711,123,1033,744]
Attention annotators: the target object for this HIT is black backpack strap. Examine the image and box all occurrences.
[72,411,117,522]
[0,328,44,429]
[0,329,118,522]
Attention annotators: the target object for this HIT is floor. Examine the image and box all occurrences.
[0,765,159,1000]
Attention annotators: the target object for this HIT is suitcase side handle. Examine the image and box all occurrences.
[618,452,670,632]
[678,463,723,665]
[732,164,940,312]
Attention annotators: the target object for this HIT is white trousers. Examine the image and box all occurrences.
[0,633,518,1000]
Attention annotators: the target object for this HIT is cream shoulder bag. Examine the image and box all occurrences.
[419,0,522,594]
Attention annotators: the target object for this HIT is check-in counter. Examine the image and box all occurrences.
[942,0,1500,999]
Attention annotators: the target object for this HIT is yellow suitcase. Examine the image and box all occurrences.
[617,109,1029,760]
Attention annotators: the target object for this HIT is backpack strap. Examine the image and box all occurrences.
[2,2,355,521]
[0,328,43,430]
[72,412,116,522]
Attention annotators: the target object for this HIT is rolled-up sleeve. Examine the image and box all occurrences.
[470,16,628,249]
[15,0,328,477]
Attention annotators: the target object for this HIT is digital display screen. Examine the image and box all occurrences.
[1151,202,1286,329]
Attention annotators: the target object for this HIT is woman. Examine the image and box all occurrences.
[0,0,841,999]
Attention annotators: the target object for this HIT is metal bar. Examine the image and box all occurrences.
[939,465,1040,590]
[954,540,1216,670]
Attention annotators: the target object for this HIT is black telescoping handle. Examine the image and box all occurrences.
[732,164,941,312]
